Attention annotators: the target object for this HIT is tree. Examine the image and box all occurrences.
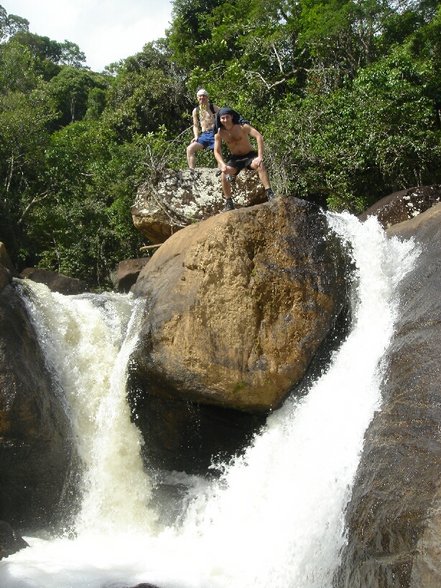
[264,42,441,211]
[0,87,57,263]
[0,4,29,42]
[58,40,86,67]
[167,0,226,68]
[0,38,39,93]
[44,67,109,127]
[26,121,149,287]
[4,32,86,80]
[103,42,188,141]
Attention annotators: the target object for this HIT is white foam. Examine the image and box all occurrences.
[0,214,418,588]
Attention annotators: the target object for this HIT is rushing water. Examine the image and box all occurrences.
[0,213,418,588]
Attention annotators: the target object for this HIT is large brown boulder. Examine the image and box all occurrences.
[0,283,75,529]
[131,197,348,414]
[335,203,441,587]
[131,167,267,243]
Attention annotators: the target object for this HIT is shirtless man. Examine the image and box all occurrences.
[214,107,275,211]
[186,88,219,170]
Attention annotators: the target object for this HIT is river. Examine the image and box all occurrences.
[0,212,418,588]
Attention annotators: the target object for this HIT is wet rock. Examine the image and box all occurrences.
[358,185,441,228]
[129,389,265,474]
[0,520,28,560]
[335,203,441,587]
[0,265,11,292]
[20,267,88,295]
[0,242,16,292]
[110,258,149,293]
[0,242,16,274]
[0,283,75,529]
[127,583,159,588]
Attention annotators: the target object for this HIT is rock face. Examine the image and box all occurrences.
[358,185,441,228]
[128,387,265,474]
[0,283,75,531]
[131,167,267,243]
[0,265,10,291]
[20,267,88,295]
[110,258,149,293]
[131,197,348,414]
[335,203,441,587]
[0,242,16,291]
[0,242,15,271]
[0,520,28,560]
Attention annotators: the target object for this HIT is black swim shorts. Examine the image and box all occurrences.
[227,151,258,172]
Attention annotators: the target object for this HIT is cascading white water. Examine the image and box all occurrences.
[0,213,418,588]
[15,286,156,536]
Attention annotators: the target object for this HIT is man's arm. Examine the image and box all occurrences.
[191,108,200,141]
[248,125,264,166]
[214,132,227,171]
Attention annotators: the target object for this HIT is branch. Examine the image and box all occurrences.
[139,243,162,251]
[17,192,50,226]
[246,70,287,90]
[271,43,285,75]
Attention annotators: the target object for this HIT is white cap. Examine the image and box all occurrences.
[197,88,209,97]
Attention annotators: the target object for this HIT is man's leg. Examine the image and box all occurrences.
[221,166,237,211]
[221,171,233,197]
[250,159,270,189]
[251,160,276,200]
[187,141,204,169]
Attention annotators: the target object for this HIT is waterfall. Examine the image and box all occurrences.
[0,213,418,588]
[15,285,156,536]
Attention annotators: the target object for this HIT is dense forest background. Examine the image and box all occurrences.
[1,1,440,289]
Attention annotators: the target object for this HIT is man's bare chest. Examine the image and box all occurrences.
[223,127,246,146]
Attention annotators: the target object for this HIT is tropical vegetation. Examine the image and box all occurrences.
[0,1,440,288]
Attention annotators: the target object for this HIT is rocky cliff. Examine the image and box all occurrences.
[0,283,76,531]
[2,185,441,578]
[335,203,441,587]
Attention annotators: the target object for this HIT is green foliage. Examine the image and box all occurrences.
[0,84,57,265]
[102,42,188,141]
[1,1,441,288]
[0,5,29,41]
[264,42,441,211]
[58,40,86,67]
[26,121,148,288]
[44,66,109,127]
[0,39,39,92]
[168,0,226,68]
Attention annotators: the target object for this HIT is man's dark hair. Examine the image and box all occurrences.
[214,107,249,133]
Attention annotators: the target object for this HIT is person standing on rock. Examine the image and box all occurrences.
[213,107,276,211]
[186,88,220,171]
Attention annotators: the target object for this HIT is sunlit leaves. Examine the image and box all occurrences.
[0,39,39,92]
[44,66,109,127]
[103,42,188,141]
